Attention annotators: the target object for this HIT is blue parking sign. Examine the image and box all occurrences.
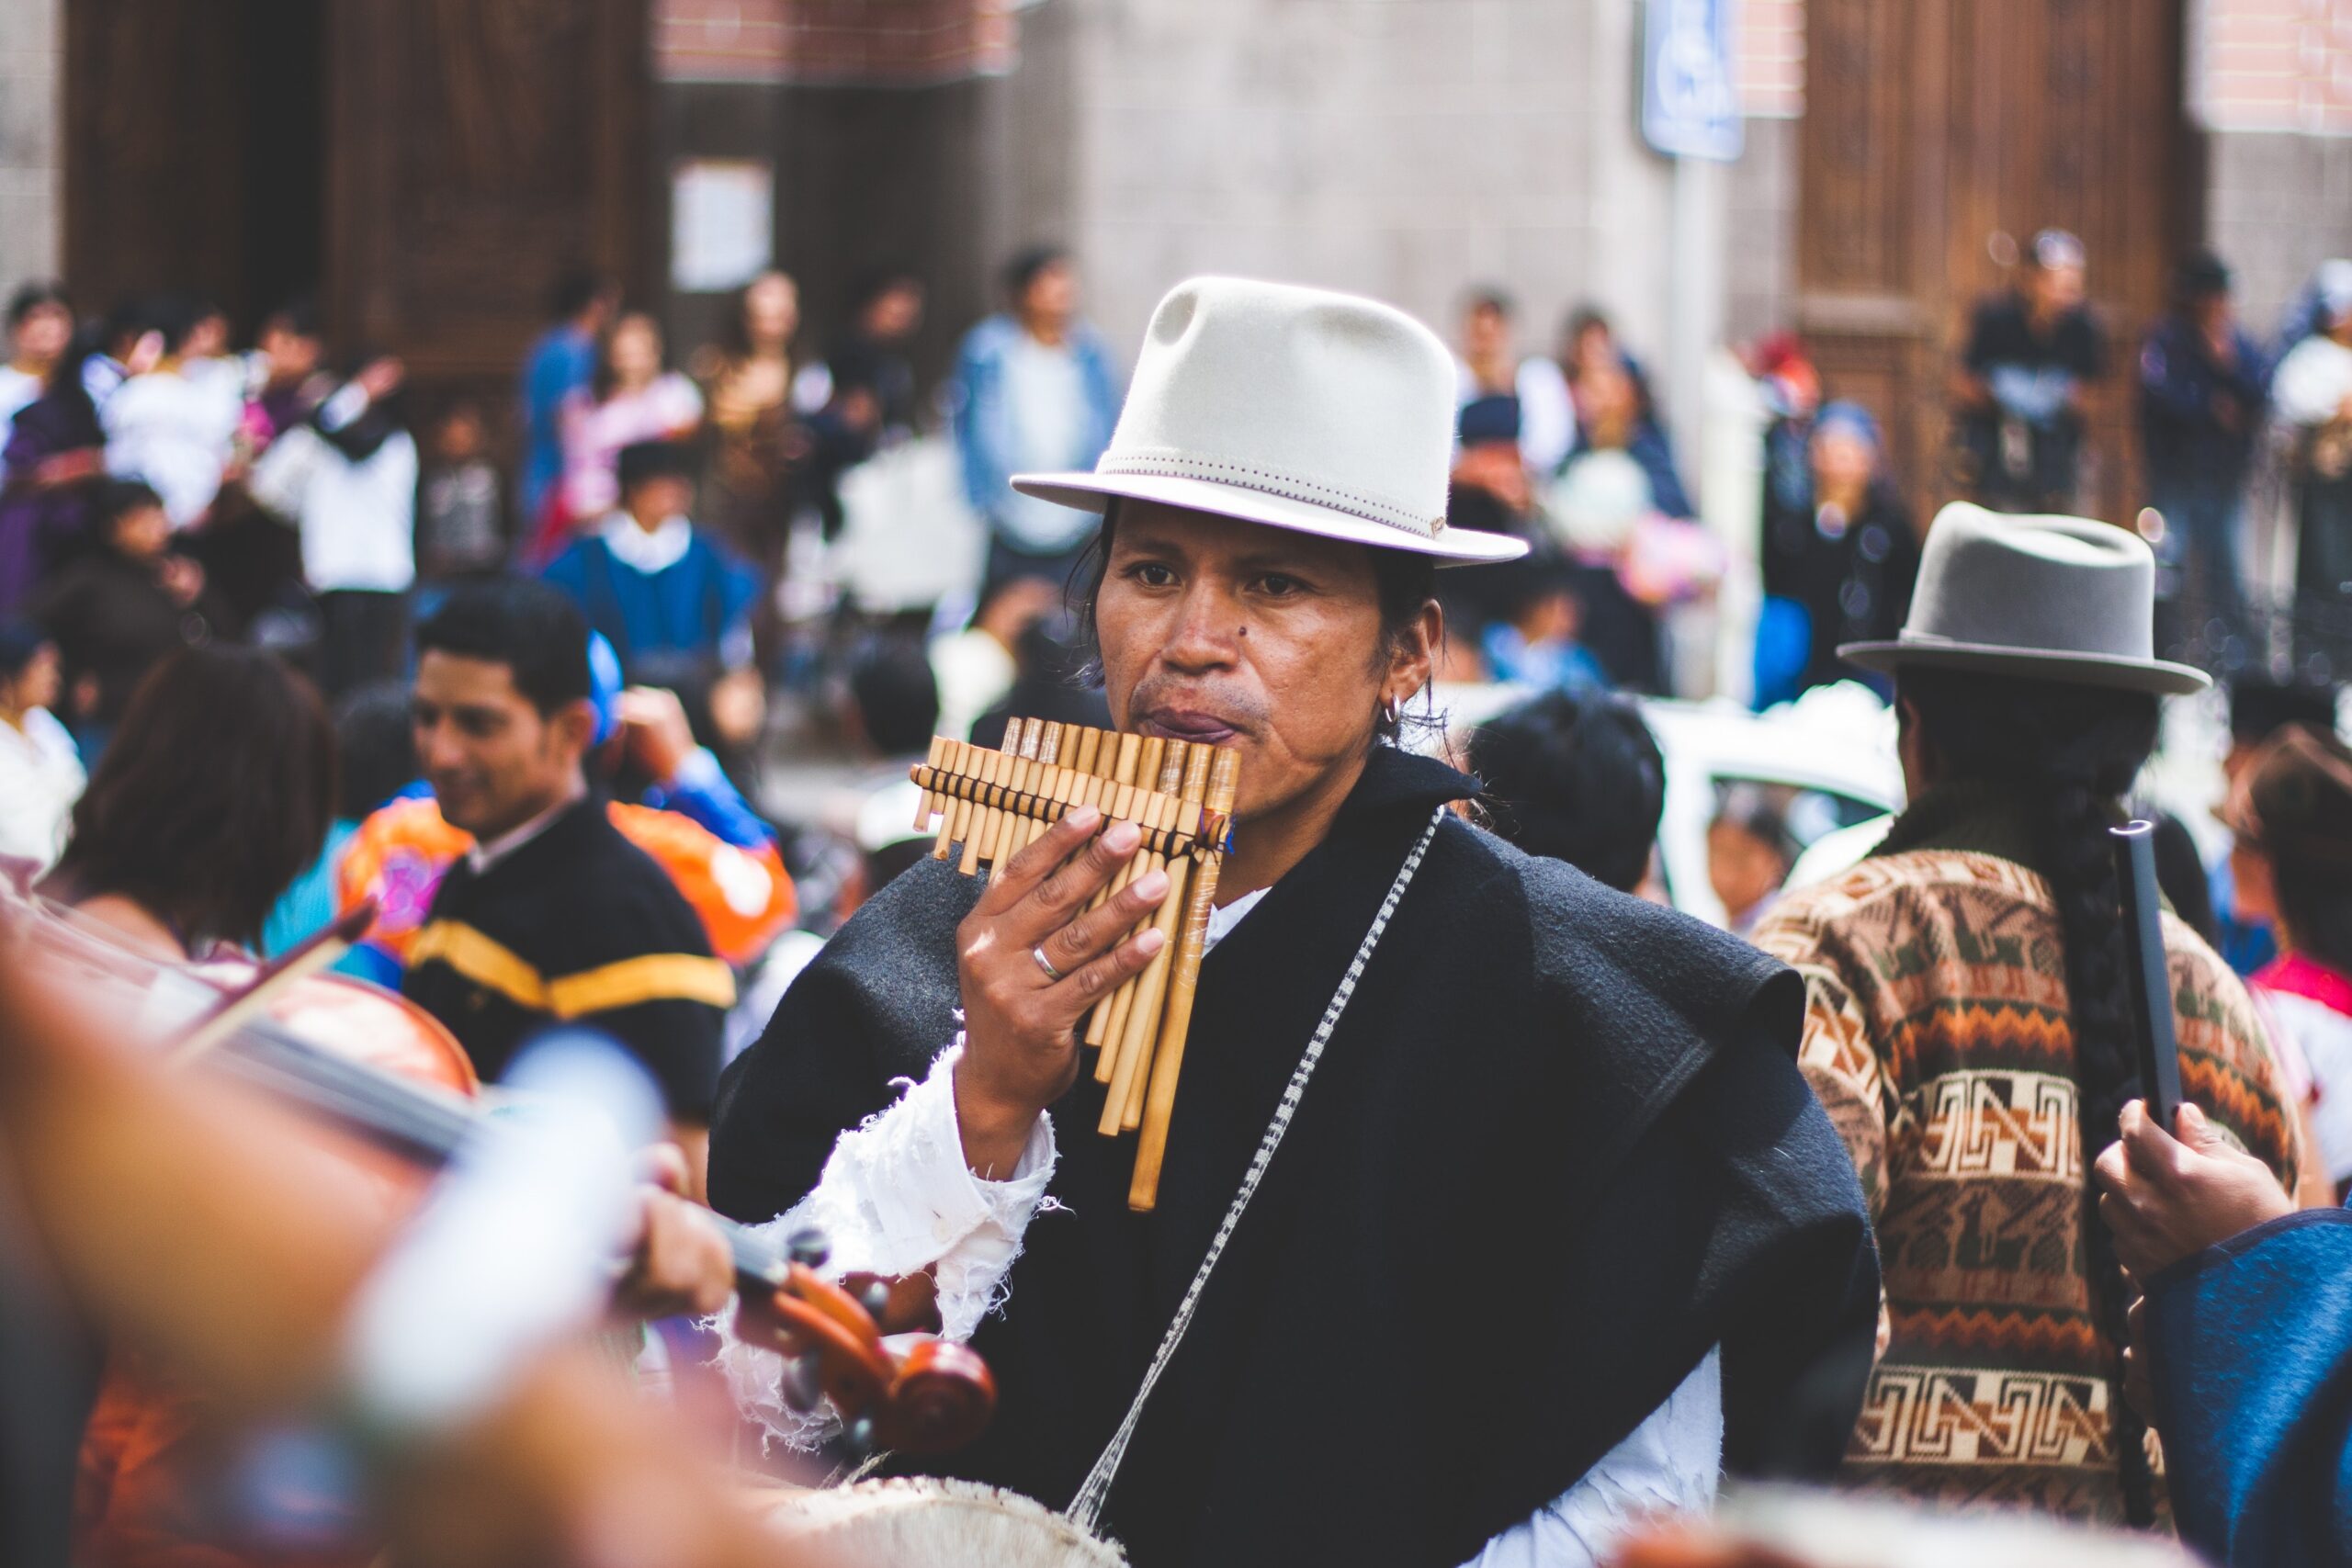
[1643,0,1744,162]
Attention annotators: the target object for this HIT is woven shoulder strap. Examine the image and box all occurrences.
[1065,806,1447,1531]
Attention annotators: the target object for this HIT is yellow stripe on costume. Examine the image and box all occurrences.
[547,953,738,1017]
[410,920,549,1010]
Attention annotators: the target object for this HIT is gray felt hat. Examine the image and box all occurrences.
[1013,276,1527,565]
[1839,502,2211,695]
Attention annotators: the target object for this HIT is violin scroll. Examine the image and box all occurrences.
[744,1256,993,1457]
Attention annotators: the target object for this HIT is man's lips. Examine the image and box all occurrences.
[1136,708,1242,744]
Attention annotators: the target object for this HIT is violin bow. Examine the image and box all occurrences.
[163,899,380,1068]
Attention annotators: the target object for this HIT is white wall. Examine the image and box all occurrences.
[0,0,62,295]
[1048,0,1703,396]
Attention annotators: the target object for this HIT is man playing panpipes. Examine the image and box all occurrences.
[711,278,1877,1566]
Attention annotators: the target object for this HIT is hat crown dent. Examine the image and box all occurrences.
[1105,276,1456,535]
[1905,502,2156,661]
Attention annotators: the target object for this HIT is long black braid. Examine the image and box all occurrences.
[1899,667,2165,1528]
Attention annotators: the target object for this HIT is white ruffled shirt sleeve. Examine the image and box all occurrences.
[714,891,1723,1560]
[711,1040,1056,1449]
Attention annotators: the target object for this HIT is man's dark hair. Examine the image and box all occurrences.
[0,615,51,681]
[616,438,698,494]
[333,680,418,820]
[1463,286,1514,321]
[548,266,618,322]
[414,576,592,716]
[2174,249,2233,306]
[1071,500,1439,744]
[125,294,199,355]
[848,636,941,758]
[7,282,68,329]
[2230,678,2337,748]
[1003,245,1069,305]
[847,267,922,320]
[1468,690,1663,892]
[45,647,335,950]
[1564,304,1612,345]
[262,295,321,340]
[93,478,164,535]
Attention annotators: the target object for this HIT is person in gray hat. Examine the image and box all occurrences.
[1749,501,2309,1529]
[710,276,1877,1567]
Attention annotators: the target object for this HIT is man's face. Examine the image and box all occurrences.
[864,283,923,342]
[1023,263,1078,331]
[624,474,695,529]
[1810,427,1875,496]
[412,650,590,840]
[13,303,71,367]
[1462,304,1510,364]
[5,643,59,714]
[111,503,171,560]
[1095,502,1432,823]
[2030,262,2086,316]
[261,324,322,384]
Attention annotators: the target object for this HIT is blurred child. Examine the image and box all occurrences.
[417,401,508,581]
[1707,784,1797,934]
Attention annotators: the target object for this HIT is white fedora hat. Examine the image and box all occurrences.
[1840,502,2210,695]
[1012,276,1528,565]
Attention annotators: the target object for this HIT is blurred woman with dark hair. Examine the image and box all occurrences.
[691,269,803,559]
[40,644,335,959]
[0,616,82,869]
[34,479,228,759]
[0,308,107,613]
[1757,400,1919,704]
[541,310,702,559]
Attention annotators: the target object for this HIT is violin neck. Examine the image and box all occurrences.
[216,1019,790,1292]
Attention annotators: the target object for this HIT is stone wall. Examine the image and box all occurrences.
[2206,130,2352,334]
[0,0,62,295]
[1054,0,1690,381]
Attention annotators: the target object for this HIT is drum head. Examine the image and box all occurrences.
[768,1478,1126,1568]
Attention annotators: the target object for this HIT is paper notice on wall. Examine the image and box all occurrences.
[671,160,775,292]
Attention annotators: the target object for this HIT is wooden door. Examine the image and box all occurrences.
[1797,0,2197,527]
[64,2,261,326]
[324,0,650,397]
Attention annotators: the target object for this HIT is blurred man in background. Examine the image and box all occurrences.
[950,246,1121,597]
[2139,250,2267,656]
[1954,229,2104,513]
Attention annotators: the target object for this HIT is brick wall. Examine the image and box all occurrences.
[1736,0,1805,118]
[2196,0,2352,133]
[652,0,1018,85]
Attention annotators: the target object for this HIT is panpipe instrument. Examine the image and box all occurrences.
[910,719,1240,1213]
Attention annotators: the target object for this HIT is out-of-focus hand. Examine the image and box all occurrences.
[2095,1099,2295,1279]
[356,356,406,401]
[609,1144,733,1322]
[618,686,698,784]
[708,667,764,750]
[159,554,205,607]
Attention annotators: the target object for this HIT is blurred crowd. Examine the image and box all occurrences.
[6,232,2352,1568]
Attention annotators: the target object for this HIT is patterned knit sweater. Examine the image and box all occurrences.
[1751,843,2302,1526]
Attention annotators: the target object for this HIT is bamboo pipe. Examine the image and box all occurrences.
[1127,748,1241,1212]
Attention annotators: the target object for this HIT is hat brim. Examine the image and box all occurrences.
[1011,470,1530,565]
[1838,637,2211,696]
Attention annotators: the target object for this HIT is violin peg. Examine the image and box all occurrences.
[785,1226,830,1269]
[783,1353,824,1414]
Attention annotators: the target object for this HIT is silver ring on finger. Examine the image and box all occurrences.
[1031,944,1068,984]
